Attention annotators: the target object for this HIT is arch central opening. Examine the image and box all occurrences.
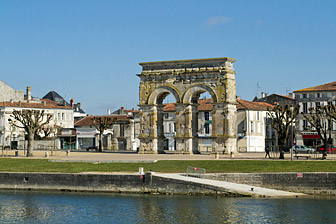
[161,93,177,152]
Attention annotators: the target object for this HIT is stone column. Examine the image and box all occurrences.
[156,105,165,153]
[112,124,120,152]
[174,104,199,154]
[211,103,237,154]
[174,104,186,153]
[138,105,160,154]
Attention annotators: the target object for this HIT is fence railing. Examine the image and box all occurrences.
[186,166,206,179]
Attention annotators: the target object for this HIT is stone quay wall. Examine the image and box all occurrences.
[1,172,336,196]
[0,172,237,196]
[205,173,336,195]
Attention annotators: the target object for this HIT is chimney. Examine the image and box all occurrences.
[27,86,32,102]
[107,109,111,115]
[236,95,240,100]
[70,99,74,108]
[261,92,266,98]
[78,102,81,109]
[288,93,294,99]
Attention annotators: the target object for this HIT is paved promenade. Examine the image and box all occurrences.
[2,149,336,162]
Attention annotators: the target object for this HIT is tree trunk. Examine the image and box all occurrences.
[322,141,328,160]
[27,131,34,157]
[99,133,103,152]
[278,137,286,159]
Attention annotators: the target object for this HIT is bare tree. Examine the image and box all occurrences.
[303,105,333,159]
[325,104,336,121]
[267,104,299,159]
[10,109,53,157]
[92,116,117,152]
[35,126,53,140]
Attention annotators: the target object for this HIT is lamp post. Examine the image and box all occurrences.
[290,105,294,161]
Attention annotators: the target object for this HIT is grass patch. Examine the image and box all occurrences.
[0,158,336,173]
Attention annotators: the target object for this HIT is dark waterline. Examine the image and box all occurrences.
[1,190,336,224]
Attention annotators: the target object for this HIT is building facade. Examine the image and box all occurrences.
[74,114,138,151]
[294,81,336,147]
[236,99,274,152]
[0,81,74,150]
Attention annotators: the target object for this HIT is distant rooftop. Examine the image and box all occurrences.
[294,81,336,92]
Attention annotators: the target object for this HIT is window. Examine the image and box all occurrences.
[164,113,169,119]
[204,112,210,121]
[303,120,308,129]
[120,125,124,137]
[315,102,320,107]
[303,94,307,98]
[169,123,172,133]
[257,111,260,120]
[327,92,332,97]
[316,93,321,98]
[303,103,308,113]
[205,123,210,134]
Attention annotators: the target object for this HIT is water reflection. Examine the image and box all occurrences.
[1,191,336,223]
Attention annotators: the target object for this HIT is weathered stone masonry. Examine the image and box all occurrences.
[137,57,237,154]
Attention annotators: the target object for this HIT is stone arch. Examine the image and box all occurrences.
[137,57,237,155]
[147,86,181,105]
[182,84,218,104]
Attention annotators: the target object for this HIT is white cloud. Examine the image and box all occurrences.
[206,16,231,26]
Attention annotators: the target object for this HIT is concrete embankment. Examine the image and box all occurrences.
[0,172,308,197]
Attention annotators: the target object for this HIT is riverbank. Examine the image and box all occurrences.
[2,151,336,196]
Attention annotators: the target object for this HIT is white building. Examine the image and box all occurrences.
[236,99,274,152]
[0,81,74,149]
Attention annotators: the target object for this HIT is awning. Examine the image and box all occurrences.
[302,134,320,139]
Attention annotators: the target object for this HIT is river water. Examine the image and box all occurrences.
[0,190,335,224]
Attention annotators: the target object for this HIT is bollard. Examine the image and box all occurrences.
[139,167,144,175]
[215,152,219,159]
[66,149,70,156]
[45,152,49,157]
[15,151,18,157]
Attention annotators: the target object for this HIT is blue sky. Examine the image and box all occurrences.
[1,0,336,114]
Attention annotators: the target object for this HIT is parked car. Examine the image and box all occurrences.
[317,145,336,154]
[291,145,316,154]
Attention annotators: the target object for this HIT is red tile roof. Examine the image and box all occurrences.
[237,99,274,111]
[163,98,214,112]
[75,115,130,127]
[0,100,72,110]
[294,81,336,92]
